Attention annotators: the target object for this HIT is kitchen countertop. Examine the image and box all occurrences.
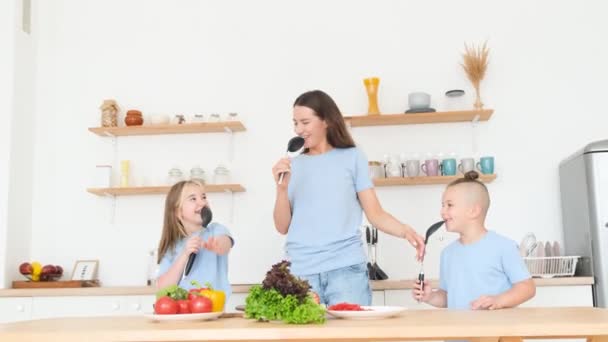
[1,307,607,342]
[0,277,593,297]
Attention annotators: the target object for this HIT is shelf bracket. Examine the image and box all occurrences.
[224,189,235,224]
[101,193,116,224]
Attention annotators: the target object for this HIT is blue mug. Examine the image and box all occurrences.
[476,156,495,174]
[441,158,457,176]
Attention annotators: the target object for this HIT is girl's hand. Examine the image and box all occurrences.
[471,295,502,310]
[412,279,432,302]
[272,158,291,189]
[182,235,202,258]
[404,227,426,261]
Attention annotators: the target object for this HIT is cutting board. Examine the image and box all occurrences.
[12,280,101,289]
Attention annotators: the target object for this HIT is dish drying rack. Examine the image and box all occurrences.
[523,256,579,278]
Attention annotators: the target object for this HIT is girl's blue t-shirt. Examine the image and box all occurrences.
[440,230,531,309]
[286,147,373,276]
[158,222,232,297]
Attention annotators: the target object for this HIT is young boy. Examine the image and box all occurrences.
[412,171,535,310]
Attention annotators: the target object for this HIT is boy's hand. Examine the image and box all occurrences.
[471,295,503,310]
[412,279,432,303]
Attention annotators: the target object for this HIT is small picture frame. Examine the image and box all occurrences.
[71,260,99,281]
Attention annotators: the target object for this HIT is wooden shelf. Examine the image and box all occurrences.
[87,184,246,196]
[343,109,493,127]
[374,174,497,187]
[88,121,246,137]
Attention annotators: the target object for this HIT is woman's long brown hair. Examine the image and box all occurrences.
[157,180,204,263]
[293,90,355,148]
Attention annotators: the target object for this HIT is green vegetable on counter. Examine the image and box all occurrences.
[155,284,188,300]
[245,285,325,324]
[245,261,325,324]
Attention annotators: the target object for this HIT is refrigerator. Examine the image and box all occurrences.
[559,139,608,308]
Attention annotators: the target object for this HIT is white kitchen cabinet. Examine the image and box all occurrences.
[225,293,247,312]
[521,286,593,307]
[32,296,130,319]
[385,290,435,310]
[0,297,33,323]
[372,290,385,306]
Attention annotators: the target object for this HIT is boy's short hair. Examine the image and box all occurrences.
[448,171,491,215]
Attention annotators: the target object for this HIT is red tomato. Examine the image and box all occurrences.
[188,289,201,301]
[155,296,178,315]
[177,299,191,314]
[189,295,212,313]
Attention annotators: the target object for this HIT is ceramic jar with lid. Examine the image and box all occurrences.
[213,164,231,184]
[125,109,144,126]
[190,166,206,184]
[167,167,184,185]
[368,161,385,179]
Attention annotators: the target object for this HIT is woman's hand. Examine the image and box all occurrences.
[412,279,432,303]
[272,158,291,189]
[403,227,426,261]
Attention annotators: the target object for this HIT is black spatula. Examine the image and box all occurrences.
[372,227,388,280]
[418,220,444,293]
[184,206,213,277]
[278,136,305,184]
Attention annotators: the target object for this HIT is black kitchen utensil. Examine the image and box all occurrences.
[365,226,376,280]
[372,227,388,280]
[278,136,306,184]
[418,220,445,294]
[184,206,213,277]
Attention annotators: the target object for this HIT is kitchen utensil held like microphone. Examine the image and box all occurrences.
[184,206,213,277]
[278,136,306,184]
[418,220,444,299]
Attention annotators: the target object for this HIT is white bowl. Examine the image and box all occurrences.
[150,114,170,125]
[408,92,431,109]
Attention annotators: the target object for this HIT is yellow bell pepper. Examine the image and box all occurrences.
[31,262,42,282]
[191,281,225,312]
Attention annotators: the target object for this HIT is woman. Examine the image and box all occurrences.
[272,90,425,305]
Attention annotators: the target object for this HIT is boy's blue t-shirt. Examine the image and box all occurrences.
[286,147,373,276]
[158,222,232,297]
[439,230,530,309]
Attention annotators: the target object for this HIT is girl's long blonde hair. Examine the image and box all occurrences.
[157,180,205,263]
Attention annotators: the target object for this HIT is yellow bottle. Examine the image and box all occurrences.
[120,160,130,187]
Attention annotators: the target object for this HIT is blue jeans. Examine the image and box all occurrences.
[298,263,371,306]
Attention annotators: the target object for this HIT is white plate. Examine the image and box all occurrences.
[327,306,406,320]
[144,311,223,322]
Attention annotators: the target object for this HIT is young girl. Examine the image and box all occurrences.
[156,180,233,296]
[412,171,535,309]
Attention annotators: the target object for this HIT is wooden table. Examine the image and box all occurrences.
[0,307,607,342]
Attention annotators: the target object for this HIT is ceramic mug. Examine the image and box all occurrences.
[421,159,439,176]
[404,160,420,177]
[476,156,495,174]
[441,158,457,176]
[458,158,475,174]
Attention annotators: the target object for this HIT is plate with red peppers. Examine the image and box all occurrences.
[327,303,406,320]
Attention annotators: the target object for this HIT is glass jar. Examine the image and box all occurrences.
[368,161,385,179]
[190,166,206,184]
[227,112,238,121]
[213,164,231,184]
[209,113,221,123]
[191,114,205,123]
[167,167,184,185]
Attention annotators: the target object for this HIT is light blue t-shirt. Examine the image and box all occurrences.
[286,147,373,276]
[158,222,232,297]
[439,230,530,309]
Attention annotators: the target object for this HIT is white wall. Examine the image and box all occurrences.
[3,0,607,287]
